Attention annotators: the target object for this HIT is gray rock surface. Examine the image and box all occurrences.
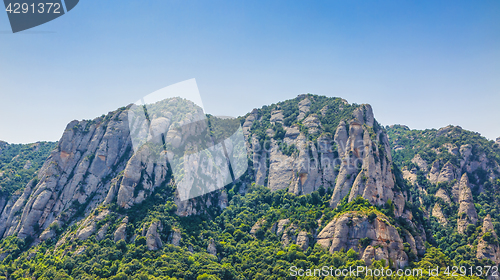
[316,212,408,269]
[437,162,456,183]
[435,188,451,205]
[431,204,448,226]
[250,220,266,235]
[296,231,309,251]
[411,154,428,171]
[114,217,128,242]
[329,106,402,216]
[170,229,181,246]
[146,221,163,251]
[297,98,311,121]
[276,219,290,235]
[207,238,217,256]
[477,215,500,264]
[457,174,478,234]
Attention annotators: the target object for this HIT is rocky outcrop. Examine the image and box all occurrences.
[77,222,96,240]
[427,160,440,184]
[207,238,217,256]
[437,162,456,183]
[114,217,128,242]
[330,105,403,217]
[0,107,133,240]
[170,229,181,246]
[402,167,417,184]
[435,189,451,205]
[96,223,109,241]
[477,215,500,264]
[316,212,408,268]
[296,231,309,251]
[276,219,290,235]
[431,204,448,226]
[145,221,163,251]
[250,219,266,235]
[270,108,284,124]
[303,114,321,135]
[281,224,298,247]
[457,174,478,234]
[297,98,311,121]
[443,143,459,156]
[242,109,258,137]
[411,154,428,171]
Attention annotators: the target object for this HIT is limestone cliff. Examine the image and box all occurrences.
[244,96,405,217]
[477,215,500,264]
[316,212,409,268]
[457,174,478,234]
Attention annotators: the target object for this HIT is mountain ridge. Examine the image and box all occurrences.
[0,94,498,279]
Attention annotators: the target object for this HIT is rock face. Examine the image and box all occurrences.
[411,154,428,171]
[114,217,128,242]
[244,97,403,217]
[250,219,266,235]
[145,221,163,251]
[207,238,217,256]
[437,162,456,183]
[0,107,133,240]
[477,215,500,264]
[435,189,451,205]
[297,97,311,121]
[296,231,309,251]
[316,212,408,268]
[170,229,181,246]
[0,98,230,242]
[0,95,422,268]
[329,105,403,216]
[431,204,448,226]
[276,219,290,235]
[457,174,478,234]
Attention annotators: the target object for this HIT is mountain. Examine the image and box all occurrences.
[0,95,498,279]
[386,124,500,266]
[0,141,57,224]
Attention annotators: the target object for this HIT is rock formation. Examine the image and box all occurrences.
[431,204,448,226]
[477,215,500,264]
[145,221,163,251]
[207,238,217,256]
[457,174,478,234]
[316,212,408,268]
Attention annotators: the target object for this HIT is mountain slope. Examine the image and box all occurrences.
[1,95,498,279]
[387,124,500,266]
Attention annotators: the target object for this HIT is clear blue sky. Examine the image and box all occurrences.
[1,0,499,143]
